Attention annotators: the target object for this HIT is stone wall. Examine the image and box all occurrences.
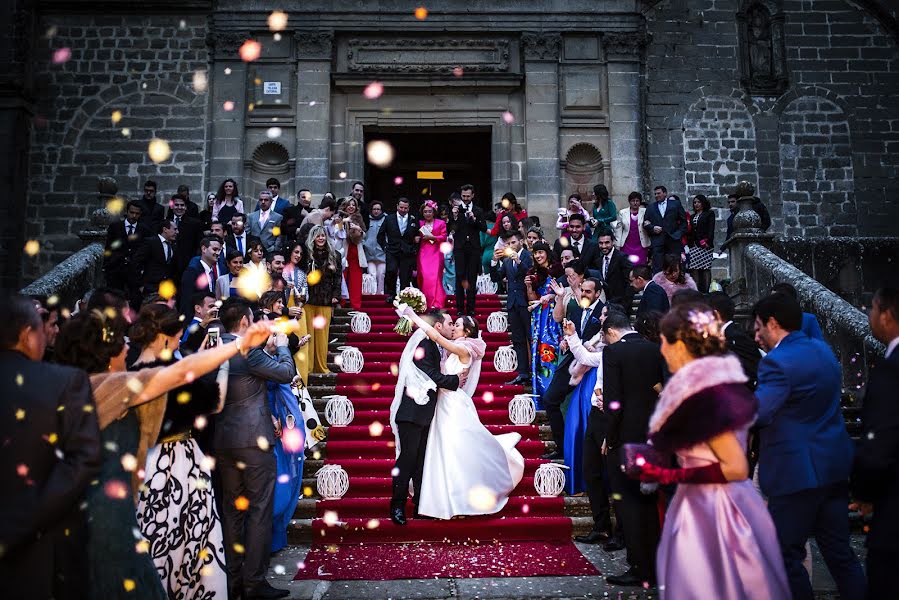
[25,13,208,279]
[644,0,899,239]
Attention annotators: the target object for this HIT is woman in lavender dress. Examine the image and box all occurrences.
[625,304,789,599]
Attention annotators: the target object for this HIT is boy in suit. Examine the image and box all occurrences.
[490,230,533,385]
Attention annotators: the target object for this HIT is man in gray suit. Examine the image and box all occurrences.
[214,297,295,599]
[247,190,283,253]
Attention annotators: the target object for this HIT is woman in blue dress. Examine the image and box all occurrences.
[524,242,564,403]
[268,379,306,552]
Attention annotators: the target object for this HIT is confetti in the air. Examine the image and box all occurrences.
[306,269,322,286]
[256,436,270,451]
[121,128,131,137]
[366,140,395,167]
[192,70,208,93]
[268,10,288,31]
[394,176,404,185]
[223,101,235,111]
[282,427,304,453]
[111,110,122,124]
[148,138,172,163]
[502,111,515,124]
[482,391,494,403]
[440,241,453,254]
[123,579,136,592]
[453,66,464,77]
[239,40,262,62]
[414,6,428,20]
[107,197,125,215]
[338,171,347,179]
[369,421,385,436]
[313,315,327,330]
[52,48,71,64]
[24,240,40,257]
[323,511,339,526]
[267,127,283,139]
[194,415,208,430]
[467,485,498,512]
[120,454,138,472]
[158,280,176,300]
[363,81,384,100]
[104,480,129,500]
[234,496,250,511]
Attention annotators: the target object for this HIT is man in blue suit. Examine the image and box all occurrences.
[753,292,865,600]
[490,230,533,385]
[772,282,824,340]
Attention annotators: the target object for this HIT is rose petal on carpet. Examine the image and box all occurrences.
[293,541,600,580]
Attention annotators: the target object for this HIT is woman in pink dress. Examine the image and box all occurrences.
[416,200,448,308]
[624,304,789,599]
[616,191,650,266]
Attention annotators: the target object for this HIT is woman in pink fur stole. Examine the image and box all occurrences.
[651,253,697,303]
[624,304,788,599]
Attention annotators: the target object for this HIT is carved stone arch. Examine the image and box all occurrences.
[560,143,605,201]
[772,85,854,123]
[777,93,856,236]
[60,78,201,151]
[682,95,759,201]
[662,85,757,132]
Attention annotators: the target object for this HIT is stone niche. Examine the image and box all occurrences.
[561,142,605,200]
[244,140,294,196]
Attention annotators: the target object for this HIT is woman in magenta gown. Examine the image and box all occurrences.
[625,304,789,599]
[417,199,448,308]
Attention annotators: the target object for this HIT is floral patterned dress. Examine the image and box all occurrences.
[530,276,562,405]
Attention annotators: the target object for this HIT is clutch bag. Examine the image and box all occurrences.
[621,443,669,477]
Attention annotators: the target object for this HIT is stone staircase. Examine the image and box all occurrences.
[287,301,594,543]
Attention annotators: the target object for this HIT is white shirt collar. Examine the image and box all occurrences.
[585,300,601,313]
[723,320,734,332]
[887,336,899,359]
[517,247,524,259]
[157,234,168,244]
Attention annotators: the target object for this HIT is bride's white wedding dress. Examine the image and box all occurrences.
[417,336,525,519]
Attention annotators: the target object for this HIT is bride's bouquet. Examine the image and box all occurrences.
[393,287,427,335]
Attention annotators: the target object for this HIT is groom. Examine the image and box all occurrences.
[390,309,461,525]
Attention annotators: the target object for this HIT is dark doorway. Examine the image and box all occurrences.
[364,128,492,213]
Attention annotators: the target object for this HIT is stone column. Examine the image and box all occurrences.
[602,33,646,201]
[295,31,333,197]
[206,31,250,189]
[521,33,561,235]
[723,181,774,305]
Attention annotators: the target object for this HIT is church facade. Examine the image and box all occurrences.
[3,0,898,284]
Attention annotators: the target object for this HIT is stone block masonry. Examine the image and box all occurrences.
[26,14,209,280]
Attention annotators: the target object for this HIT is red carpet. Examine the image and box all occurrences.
[295,293,599,580]
[294,541,598,580]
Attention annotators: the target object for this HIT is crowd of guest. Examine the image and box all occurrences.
[4,175,894,600]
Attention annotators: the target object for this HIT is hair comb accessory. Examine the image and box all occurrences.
[686,309,724,341]
[424,199,438,210]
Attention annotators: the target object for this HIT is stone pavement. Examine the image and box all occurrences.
[265,536,867,599]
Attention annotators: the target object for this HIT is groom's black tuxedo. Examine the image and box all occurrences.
[391,337,460,515]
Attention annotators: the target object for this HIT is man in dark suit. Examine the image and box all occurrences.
[223,213,259,258]
[553,213,600,277]
[280,188,312,241]
[601,311,664,587]
[104,200,152,308]
[490,230,533,385]
[390,309,461,525]
[377,197,419,303]
[135,218,178,295]
[643,186,687,273]
[169,195,204,279]
[854,286,899,598]
[707,292,760,388]
[135,179,165,230]
[630,265,670,316]
[596,231,630,302]
[753,292,865,600]
[179,236,223,316]
[214,298,295,599]
[448,184,488,316]
[541,276,605,459]
[0,293,101,599]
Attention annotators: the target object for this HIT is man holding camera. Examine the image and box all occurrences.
[449,184,488,317]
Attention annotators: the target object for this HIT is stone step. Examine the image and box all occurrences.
[285,515,593,544]
[291,494,592,519]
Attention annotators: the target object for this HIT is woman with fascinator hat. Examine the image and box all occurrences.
[623,303,788,598]
[416,199,449,309]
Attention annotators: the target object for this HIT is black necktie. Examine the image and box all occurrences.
[126,224,134,236]
[163,241,171,263]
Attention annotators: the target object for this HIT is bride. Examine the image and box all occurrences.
[391,306,525,519]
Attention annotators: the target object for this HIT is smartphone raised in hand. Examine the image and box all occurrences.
[206,327,220,349]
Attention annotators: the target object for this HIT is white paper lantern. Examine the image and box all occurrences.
[362,273,377,295]
[508,394,536,425]
[349,311,371,334]
[494,345,518,373]
[476,274,498,295]
[534,463,567,497]
[486,311,508,333]
[323,395,354,427]
[316,464,349,500]
[337,345,364,374]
